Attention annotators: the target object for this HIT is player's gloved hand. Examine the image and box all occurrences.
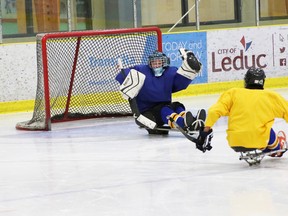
[195,128,213,153]
[177,48,202,80]
[185,50,202,72]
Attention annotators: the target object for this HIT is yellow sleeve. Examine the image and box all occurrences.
[270,92,288,122]
[205,89,234,127]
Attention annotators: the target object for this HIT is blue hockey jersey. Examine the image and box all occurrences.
[115,65,192,113]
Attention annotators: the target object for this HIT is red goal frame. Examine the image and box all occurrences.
[16,27,162,131]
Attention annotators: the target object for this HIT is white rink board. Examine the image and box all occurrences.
[0,43,37,102]
[207,26,288,83]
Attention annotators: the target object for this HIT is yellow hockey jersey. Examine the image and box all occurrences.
[205,88,288,149]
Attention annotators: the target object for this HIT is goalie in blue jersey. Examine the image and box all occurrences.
[115,49,206,134]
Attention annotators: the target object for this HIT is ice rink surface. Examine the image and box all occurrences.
[1,89,288,216]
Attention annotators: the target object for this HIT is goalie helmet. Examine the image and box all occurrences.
[148,51,170,77]
[244,67,266,89]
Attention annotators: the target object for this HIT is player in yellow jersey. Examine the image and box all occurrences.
[196,67,288,158]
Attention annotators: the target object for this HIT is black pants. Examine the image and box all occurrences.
[138,101,185,127]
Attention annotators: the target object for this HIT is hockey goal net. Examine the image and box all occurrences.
[16,27,162,131]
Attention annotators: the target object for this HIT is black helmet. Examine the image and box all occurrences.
[244,67,266,89]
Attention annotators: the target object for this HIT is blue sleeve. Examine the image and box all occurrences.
[115,68,131,84]
[115,65,148,84]
[169,67,192,92]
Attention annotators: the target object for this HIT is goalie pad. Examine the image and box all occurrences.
[177,48,202,80]
[120,69,146,99]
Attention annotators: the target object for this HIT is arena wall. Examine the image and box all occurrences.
[1,25,288,113]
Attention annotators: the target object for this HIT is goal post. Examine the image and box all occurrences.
[16,27,162,131]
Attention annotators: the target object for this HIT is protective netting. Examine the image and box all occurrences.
[16,27,162,130]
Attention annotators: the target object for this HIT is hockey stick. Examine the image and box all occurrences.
[118,58,156,129]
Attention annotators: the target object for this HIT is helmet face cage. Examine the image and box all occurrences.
[148,51,170,69]
[244,67,266,89]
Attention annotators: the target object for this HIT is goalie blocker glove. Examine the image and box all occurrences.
[195,128,213,153]
[120,69,146,99]
[177,48,202,80]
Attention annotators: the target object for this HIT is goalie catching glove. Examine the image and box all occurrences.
[177,48,202,80]
[195,128,213,153]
